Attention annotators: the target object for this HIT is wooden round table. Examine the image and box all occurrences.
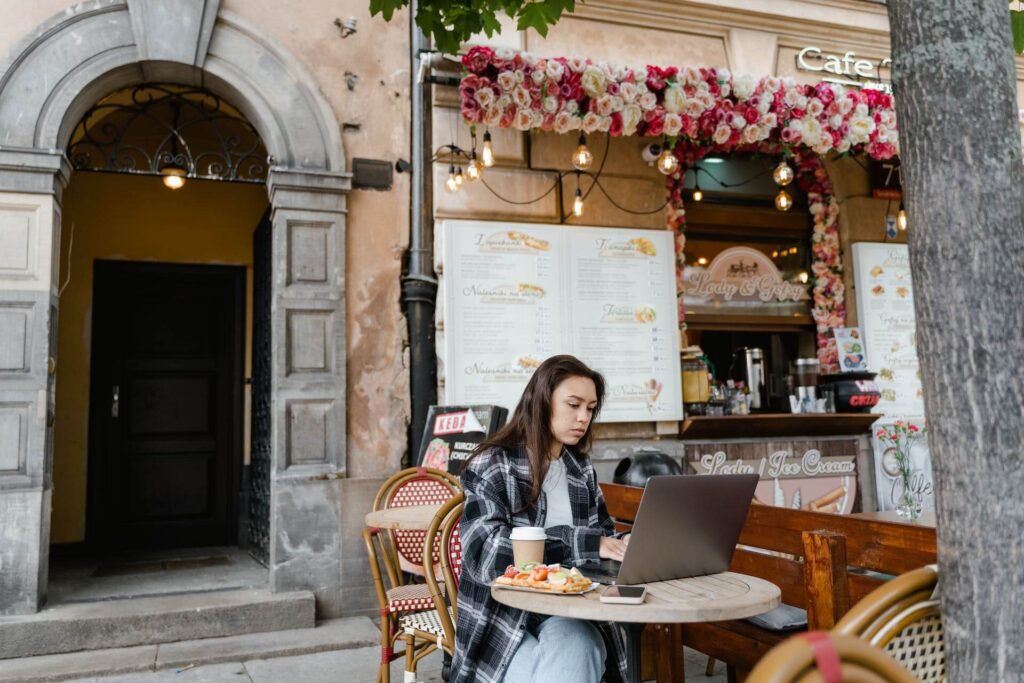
[492,572,780,682]
[364,503,442,531]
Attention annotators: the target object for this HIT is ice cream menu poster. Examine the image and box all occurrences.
[441,220,683,422]
[851,242,925,418]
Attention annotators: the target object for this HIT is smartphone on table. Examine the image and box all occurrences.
[599,585,647,604]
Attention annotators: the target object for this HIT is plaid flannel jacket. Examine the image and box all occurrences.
[450,444,628,683]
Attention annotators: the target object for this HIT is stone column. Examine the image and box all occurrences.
[0,149,68,615]
[266,167,351,616]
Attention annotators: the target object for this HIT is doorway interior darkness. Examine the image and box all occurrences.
[86,260,245,550]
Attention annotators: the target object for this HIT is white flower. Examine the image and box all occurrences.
[514,108,535,131]
[698,92,715,109]
[855,102,869,117]
[685,98,705,118]
[521,51,539,66]
[713,124,732,144]
[783,88,802,107]
[495,47,515,61]
[581,65,608,98]
[717,68,731,83]
[545,60,565,80]
[542,96,559,114]
[619,82,638,103]
[639,92,658,111]
[718,82,731,98]
[483,107,502,126]
[597,115,612,133]
[829,114,844,130]
[621,104,643,135]
[849,115,875,143]
[742,125,764,144]
[554,111,580,134]
[595,93,617,116]
[813,133,834,154]
[663,84,686,114]
[733,73,756,100]
[567,57,587,73]
[496,95,511,110]
[757,97,772,115]
[513,86,532,108]
[835,138,852,153]
[731,113,746,129]
[663,113,683,137]
[807,98,824,117]
[475,87,496,109]
[563,99,580,114]
[531,69,546,85]
[610,63,630,81]
[763,77,782,94]
[497,71,517,92]
[838,96,854,115]
[762,112,778,129]
[582,111,603,134]
[683,66,701,86]
[803,118,823,145]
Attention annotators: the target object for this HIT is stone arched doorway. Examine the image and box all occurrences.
[0,0,349,615]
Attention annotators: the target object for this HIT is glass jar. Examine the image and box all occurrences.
[682,354,711,407]
[792,358,820,387]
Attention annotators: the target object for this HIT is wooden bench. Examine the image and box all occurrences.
[599,482,938,682]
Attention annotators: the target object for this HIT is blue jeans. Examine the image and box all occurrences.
[504,615,606,683]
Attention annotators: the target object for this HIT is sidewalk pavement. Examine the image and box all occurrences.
[0,615,725,683]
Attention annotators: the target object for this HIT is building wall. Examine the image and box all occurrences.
[50,172,267,543]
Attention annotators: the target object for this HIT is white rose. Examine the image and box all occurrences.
[595,93,616,117]
[803,118,822,145]
[521,51,538,66]
[796,95,809,109]
[497,71,517,92]
[543,96,559,114]
[495,47,515,61]
[639,92,658,111]
[849,115,875,143]
[531,69,546,85]
[663,113,683,137]
[762,112,778,129]
[514,108,534,131]
[763,77,782,94]
[719,83,731,98]
[875,123,890,143]
[513,87,532,109]
[568,57,588,73]
[563,99,580,114]
[783,88,802,108]
[807,98,824,117]
[731,113,746,129]
[757,97,772,115]
[813,133,833,154]
[713,124,732,144]
[483,107,502,126]
[663,85,686,114]
[545,60,565,80]
[553,111,575,134]
[597,115,612,133]
[698,92,716,109]
[683,66,701,86]
[855,102,869,117]
[835,138,852,153]
[742,125,764,144]
[581,65,607,98]
[621,104,643,136]
[619,82,638,103]
[838,96,854,115]
[717,68,731,82]
[582,111,603,134]
[475,87,496,109]
[496,95,511,110]
[829,114,844,130]
[733,73,756,100]
[685,98,705,118]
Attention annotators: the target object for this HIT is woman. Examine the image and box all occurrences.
[451,355,630,683]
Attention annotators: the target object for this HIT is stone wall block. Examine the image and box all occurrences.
[128,0,219,67]
[0,489,49,615]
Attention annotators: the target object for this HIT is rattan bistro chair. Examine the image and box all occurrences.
[401,493,464,683]
[364,467,462,683]
[747,632,918,683]
[833,564,944,682]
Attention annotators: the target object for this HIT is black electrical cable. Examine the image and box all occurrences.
[590,175,671,215]
[479,175,561,205]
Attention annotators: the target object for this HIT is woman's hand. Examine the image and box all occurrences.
[599,534,630,562]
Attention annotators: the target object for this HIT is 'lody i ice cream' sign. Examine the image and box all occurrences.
[683,246,809,311]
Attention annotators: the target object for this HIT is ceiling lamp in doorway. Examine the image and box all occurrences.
[160,162,187,190]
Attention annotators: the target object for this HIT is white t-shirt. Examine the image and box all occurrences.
[542,456,574,528]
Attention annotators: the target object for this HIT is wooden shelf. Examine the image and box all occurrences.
[684,312,814,332]
[679,413,881,440]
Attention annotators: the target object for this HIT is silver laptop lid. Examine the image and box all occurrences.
[615,473,759,586]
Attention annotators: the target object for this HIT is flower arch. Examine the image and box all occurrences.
[458,46,898,372]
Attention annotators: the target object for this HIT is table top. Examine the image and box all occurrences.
[490,571,780,624]
[848,509,936,527]
[364,504,443,530]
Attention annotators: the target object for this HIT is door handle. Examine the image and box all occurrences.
[111,385,119,418]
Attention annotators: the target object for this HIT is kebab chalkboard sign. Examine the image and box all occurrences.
[416,405,508,475]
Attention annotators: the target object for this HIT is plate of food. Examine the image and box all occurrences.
[493,563,597,594]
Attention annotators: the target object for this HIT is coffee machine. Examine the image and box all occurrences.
[731,347,767,410]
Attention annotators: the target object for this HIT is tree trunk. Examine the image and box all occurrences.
[886,2,1024,679]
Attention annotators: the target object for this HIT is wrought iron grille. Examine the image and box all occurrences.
[248,211,273,567]
[68,84,267,183]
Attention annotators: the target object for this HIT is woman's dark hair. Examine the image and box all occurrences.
[473,354,605,510]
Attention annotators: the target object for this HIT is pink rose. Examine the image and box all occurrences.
[462,46,495,75]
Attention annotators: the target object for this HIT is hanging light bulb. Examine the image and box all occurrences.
[775,188,793,211]
[898,201,908,230]
[481,130,495,167]
[656,146,680,175]
[160,163,187,190]
[573,188,584,217]
[772,160,795,186]
[691,168,703,202]
[445,164,459,193]
[466,151,483,181]
[572,134,593,170]
[455,165,464,187]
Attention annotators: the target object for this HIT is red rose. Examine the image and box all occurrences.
[462,46,495,75]
[646,114,664,137]
[609,112,624,136]
[743,107,760,124]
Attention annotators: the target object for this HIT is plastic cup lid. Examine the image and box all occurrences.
[510,526,546,541]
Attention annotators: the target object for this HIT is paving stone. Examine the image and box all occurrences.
[77,662,252,683]
[0,646,157,683]
[243,646,445,683]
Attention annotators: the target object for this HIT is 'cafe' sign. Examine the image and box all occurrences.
[796,47,892,93]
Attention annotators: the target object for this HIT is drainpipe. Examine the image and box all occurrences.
[401,2,437,466]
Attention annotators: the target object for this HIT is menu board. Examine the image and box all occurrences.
[851,243,925,418]
[441,220,683,422]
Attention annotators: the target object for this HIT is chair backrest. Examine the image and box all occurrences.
[423,493,464,652]
[833,565,944,682]
[747,632,919,683]
[376,467,461,570]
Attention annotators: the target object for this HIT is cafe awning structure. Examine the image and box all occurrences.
[455,46,899,373]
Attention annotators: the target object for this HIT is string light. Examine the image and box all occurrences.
[898,200,908,230]
[772,160,795,186]
[692,168,703,202]
[775,189,793,211]
[572,172,584,217]
[481,130,495,167]
[445,163,459,193]
[455,166,464,187]
[798,271,809,283]
[697,257,708,266]
[572,134,593,170]
[656,142,679,175]
[466,151,483,181]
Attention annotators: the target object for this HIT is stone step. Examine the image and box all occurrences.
[0,588,316,660]
[0,616,380,683]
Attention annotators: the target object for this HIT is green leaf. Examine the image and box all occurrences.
[1012,10,1024,53]
[517,2,556,36]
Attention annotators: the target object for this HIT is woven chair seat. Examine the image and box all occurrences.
[387,582,446,614]
[400,606,456,638]
[881,611,945,682]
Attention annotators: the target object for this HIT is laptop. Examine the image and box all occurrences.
[583,473,759,586]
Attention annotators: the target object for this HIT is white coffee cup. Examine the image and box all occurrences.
[509,526,546,566]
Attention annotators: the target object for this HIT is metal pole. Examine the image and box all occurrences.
[400,1,437,465]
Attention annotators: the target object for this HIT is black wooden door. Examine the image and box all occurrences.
[88,261,244,549]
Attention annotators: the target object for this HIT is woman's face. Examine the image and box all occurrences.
[549,375,599,450]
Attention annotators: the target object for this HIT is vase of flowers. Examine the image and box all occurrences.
[875,420,927,520]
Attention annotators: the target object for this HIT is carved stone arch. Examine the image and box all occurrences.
[0,0,349,617]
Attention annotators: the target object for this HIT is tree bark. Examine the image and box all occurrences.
[886,2,1024,679]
